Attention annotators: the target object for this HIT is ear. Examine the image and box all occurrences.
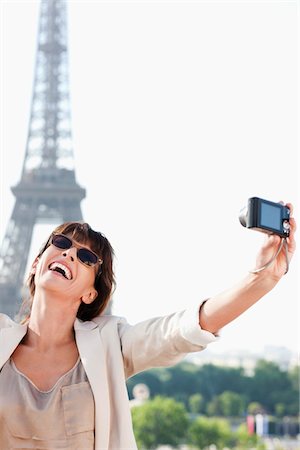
[30,257,39,275]
[81,288,98,305]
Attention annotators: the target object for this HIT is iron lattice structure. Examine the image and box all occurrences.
[0,0,85,317]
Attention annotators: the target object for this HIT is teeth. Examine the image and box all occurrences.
[49,262,72,280]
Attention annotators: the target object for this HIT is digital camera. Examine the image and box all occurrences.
[239,197,290,238]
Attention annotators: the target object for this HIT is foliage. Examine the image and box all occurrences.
[235,424,266,449]
[218,391,246,416]
[249,360,296,414]
[247,401,265,415]
[274,402,286,418]
[187,416,233,449]
[286,365,300,415]
[131,396,188,449]
[127,359,298,417]
[206,391,246,417]
[288,365,299,391]
[131,399,283,449]
[127,370,163,400]
[189,393,204,414]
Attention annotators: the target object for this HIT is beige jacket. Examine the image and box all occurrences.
[0,301,218,449]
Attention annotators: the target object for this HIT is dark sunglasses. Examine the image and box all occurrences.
[50,234,102,268]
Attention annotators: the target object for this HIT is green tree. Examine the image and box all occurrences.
[163,363,199,402]
[127,370,162,399]
[218,391,246,417]
[131,396,188,449]
[275,402,286,417]
[247,401,264,415]
[196,364,247,401]
[206,396,222,416]
[235,423,266,450]
[187,416,233,449]
[189,393,204,414]
[289,365,299,391]
[127,360,299,420]
[286,366,300,415]
[250,360,292,413]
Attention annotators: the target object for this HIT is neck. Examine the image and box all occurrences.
[26,290,80,351]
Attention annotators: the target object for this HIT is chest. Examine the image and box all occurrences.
[11,343,79,391]
[0,355,95,448]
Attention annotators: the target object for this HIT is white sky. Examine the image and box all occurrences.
[0,0,298,354]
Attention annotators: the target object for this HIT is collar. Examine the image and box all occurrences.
[74,318,100,331]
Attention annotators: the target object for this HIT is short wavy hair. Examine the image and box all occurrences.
[21,222,115,322]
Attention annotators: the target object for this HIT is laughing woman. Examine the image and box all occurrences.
[0,207,296,450]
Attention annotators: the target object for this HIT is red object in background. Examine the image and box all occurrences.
[247,415,255,435]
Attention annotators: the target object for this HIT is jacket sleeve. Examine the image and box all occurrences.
[117,300,219,378]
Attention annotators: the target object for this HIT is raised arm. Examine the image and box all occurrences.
[199,203,296,334]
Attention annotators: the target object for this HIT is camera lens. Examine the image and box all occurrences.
[239,206,248,227]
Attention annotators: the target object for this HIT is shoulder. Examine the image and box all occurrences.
[74,314,127,332]
[0,313,20,329]
[93,314,127,326]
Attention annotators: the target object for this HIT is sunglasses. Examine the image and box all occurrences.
[50,234,103,268]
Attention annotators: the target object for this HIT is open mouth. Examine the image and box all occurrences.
[49,262,72,280]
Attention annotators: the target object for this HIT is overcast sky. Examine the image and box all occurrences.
[1,0,298,354]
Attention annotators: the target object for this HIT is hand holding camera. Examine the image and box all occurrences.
[239,197,290,238]
[239,197,296,278]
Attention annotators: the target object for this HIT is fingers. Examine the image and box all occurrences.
[287,217,296,253]
[281,202,296,250]
[285,202,296,241]
[285,202,294,216]
[289,217,296,235]
[284,202,295,235]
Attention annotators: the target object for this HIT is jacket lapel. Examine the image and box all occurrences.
[0,323,27,369]
[0,317,111,449]
[74,320,110,450]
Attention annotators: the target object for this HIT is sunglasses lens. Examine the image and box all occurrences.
[51,234,99,267]
[78,248,98,266]
[52,234,72,250]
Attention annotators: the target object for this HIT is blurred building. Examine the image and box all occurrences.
[186,345,297,375]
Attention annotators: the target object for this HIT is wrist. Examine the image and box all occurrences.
[246,270,280,291]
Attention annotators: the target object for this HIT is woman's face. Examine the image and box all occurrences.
[33,234,99,303]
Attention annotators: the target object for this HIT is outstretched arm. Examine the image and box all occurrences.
[199,203,296,334]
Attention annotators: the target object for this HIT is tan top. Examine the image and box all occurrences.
[0,356,95,449]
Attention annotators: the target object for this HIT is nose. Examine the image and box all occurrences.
[62,247,75,262]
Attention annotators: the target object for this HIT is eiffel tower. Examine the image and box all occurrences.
[0,0,85,318]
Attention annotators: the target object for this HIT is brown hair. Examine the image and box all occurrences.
[21,222,115,322]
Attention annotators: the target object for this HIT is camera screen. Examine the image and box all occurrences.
[260,203,281,231]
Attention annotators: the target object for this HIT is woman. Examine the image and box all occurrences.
[0,209,296,450]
